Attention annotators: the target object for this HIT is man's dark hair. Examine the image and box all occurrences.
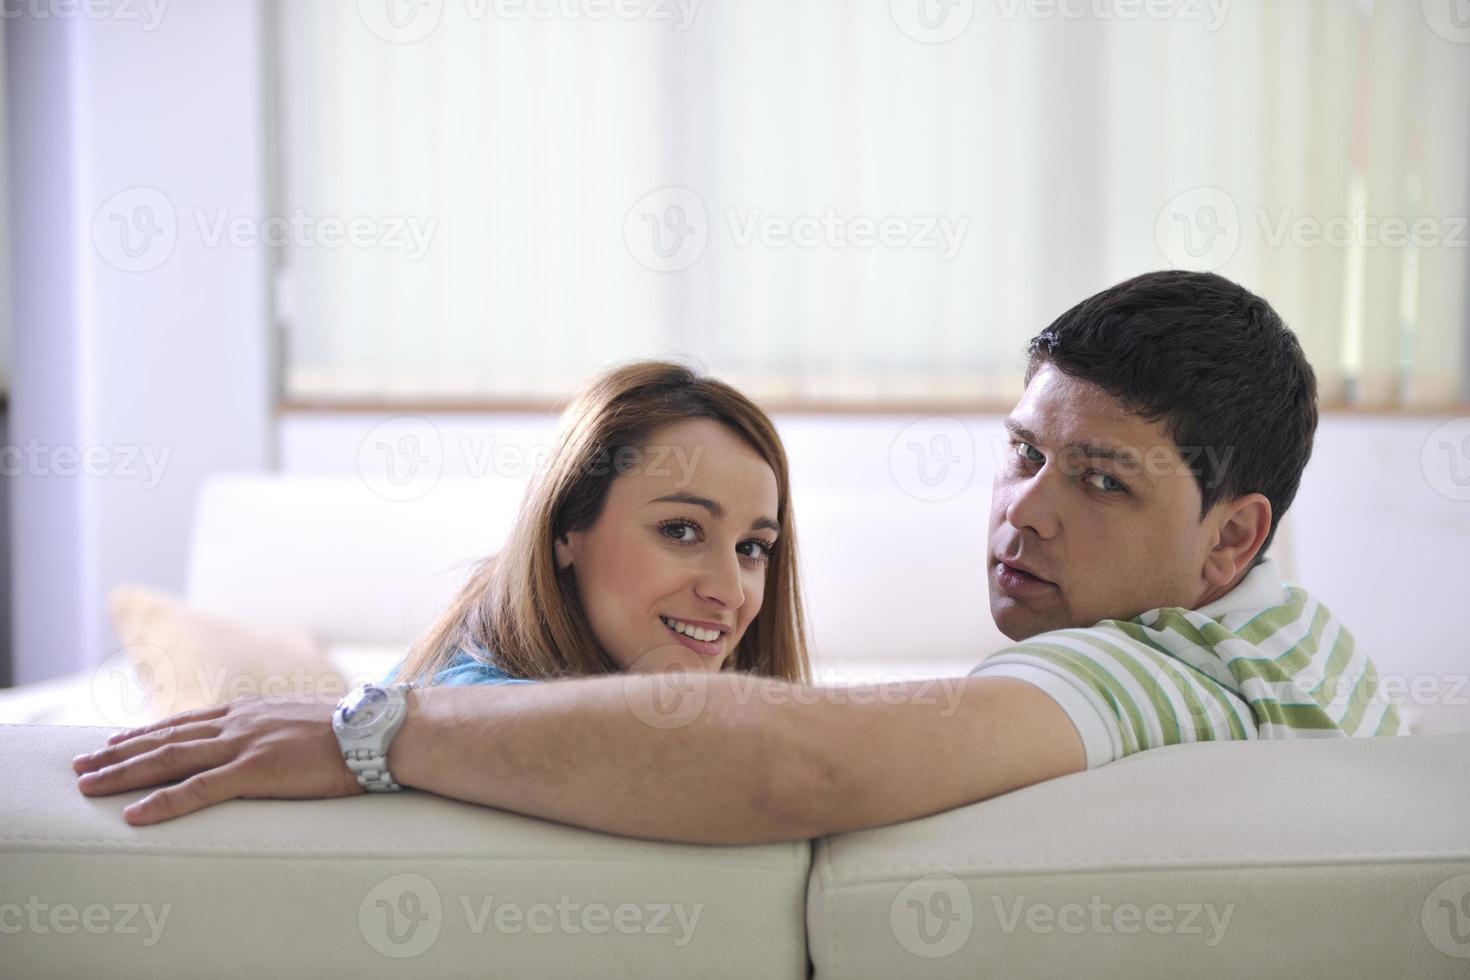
[1025,269,1317,562]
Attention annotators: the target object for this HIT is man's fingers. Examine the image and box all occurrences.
[77,736,237,797]
[104,702,231,745]
[123,762,247,826]
[73,721,223,775]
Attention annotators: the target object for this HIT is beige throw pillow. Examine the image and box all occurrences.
[106,584,347,715]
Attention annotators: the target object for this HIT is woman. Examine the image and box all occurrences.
[387,358,810,688]
[73,360,811,824]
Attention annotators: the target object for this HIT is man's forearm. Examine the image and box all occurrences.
[387,671,1083,846]
[388,672,836,845]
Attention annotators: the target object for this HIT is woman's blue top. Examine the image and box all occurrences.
[380,646,539,687]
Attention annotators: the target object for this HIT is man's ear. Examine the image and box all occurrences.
[553,532,576,572]
[1202,493,1272,590]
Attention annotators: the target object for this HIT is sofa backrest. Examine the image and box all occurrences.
[3,723,813,979]
[184,474,525,652]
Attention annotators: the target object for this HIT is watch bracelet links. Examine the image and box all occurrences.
[344,747,402,792]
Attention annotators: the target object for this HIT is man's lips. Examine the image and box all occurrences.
[993,553,1055,582]
[993,558,1058,596]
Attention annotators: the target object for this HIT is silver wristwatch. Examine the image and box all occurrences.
[332,681,419,792]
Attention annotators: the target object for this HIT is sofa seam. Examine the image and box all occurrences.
[0,837,810,868]
[821,836,839,979]
[814,851,1470,887]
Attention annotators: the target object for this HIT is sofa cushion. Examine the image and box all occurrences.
[808,731,1470,978]
[1,724,812,979]
[107,583,345,720]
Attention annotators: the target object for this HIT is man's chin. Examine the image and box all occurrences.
[989,593,1063,642]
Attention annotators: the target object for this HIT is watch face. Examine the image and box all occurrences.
[338,686,390,732]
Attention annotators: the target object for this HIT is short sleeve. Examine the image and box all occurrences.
[969,660,1121,769]
[970,626,1255,768]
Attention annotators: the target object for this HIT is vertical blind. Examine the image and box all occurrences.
[275,0,1470,406]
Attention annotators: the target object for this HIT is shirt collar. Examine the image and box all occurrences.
[1193,557,1287,619]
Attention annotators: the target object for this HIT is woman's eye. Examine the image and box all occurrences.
[1085,472,1127,494]
[1014,441,1044,465]
[740,540,775,564]
[661,520,700,543]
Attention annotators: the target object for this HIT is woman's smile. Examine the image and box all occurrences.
[660,615,727,657]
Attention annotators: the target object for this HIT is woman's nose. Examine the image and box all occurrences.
[693,551,744,609]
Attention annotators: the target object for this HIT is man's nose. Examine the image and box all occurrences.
[1004,466,1060,539]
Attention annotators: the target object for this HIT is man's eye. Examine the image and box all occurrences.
[1014,441,1044,464]
[1085,472,1127,494]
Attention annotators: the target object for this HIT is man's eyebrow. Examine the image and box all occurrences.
[1004,419,1039,445]
[1003,419,1145,468]
[1073,441,1143,467]
[647,492,780,534]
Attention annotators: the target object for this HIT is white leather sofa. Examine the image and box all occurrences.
[4,474,1469,977]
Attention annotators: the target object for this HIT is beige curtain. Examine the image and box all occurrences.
[275,0,1469,407]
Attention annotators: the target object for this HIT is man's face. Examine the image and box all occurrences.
[988,363,1219,640]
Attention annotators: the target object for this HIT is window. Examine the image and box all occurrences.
[274,0,1469,408]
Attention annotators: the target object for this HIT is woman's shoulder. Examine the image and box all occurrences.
[428,646,538,687]
[379,645,539,687]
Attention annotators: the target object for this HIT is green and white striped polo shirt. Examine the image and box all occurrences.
[971,558,1409,769]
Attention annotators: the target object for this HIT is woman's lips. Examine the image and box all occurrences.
[994,560,1058,597]
[662,618,724,657]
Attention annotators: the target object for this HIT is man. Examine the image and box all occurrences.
[75,270,1406,839]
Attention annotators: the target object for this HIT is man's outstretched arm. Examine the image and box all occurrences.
[390,672,1086,845]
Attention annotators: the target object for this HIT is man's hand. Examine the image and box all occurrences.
[71,696,363,826]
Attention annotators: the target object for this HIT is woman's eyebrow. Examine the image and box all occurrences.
[647,492,780,534]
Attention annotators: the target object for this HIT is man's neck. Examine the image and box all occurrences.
[1193,574,1245,610]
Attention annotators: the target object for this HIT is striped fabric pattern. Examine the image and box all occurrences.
[972,569,1408,769]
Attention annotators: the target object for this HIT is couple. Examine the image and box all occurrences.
[74,270,1406,841]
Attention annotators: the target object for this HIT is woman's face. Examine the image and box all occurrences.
[554,418,781,673]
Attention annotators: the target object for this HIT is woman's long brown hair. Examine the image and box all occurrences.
[394,360,812,685]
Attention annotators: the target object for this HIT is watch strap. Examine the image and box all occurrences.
[344,747,404,792]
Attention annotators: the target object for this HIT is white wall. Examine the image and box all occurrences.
[5,1,272,685]
[0,13,10,390]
